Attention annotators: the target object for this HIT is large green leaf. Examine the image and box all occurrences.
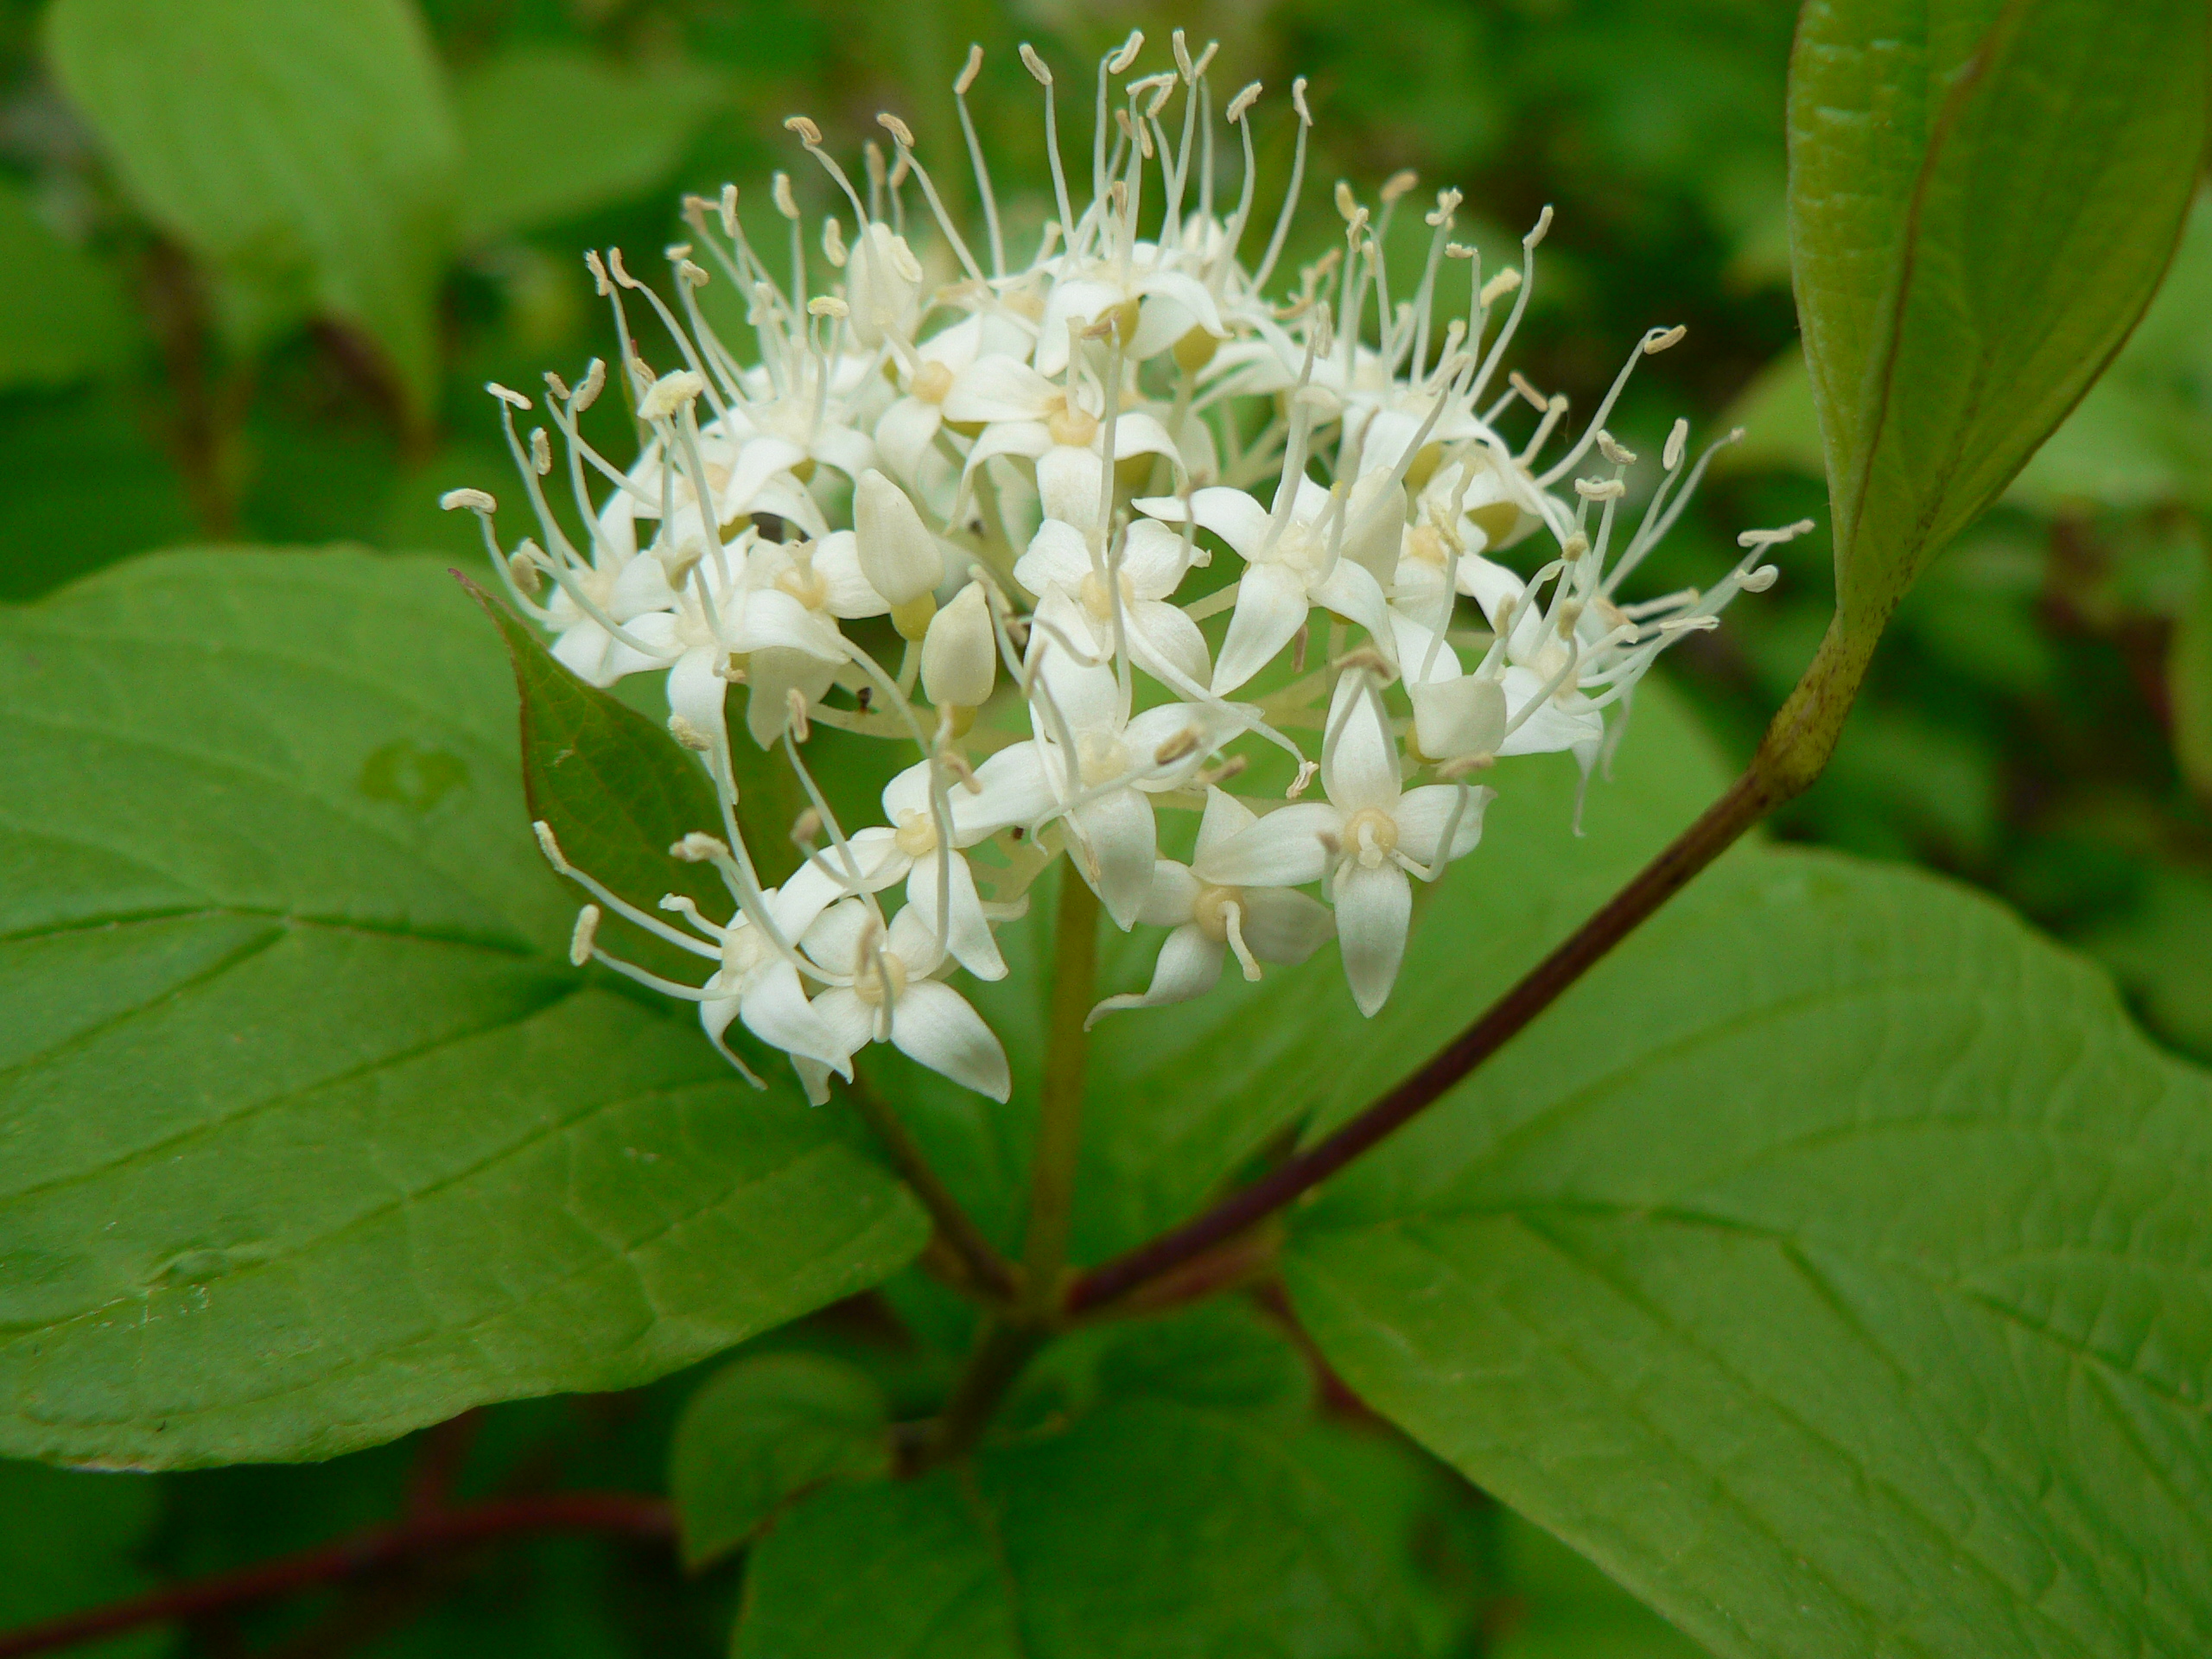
[734,1395,1418,1659]
[1787,0,2208,636]
[456,45,725,243]
[0,179,135,391]
[1286,846,2212,1659]
[0,549,925,1469]
[44,0,460,420]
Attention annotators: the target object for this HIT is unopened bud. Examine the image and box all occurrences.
[1410,676,1507,764]
[855,469,944,609]
[922,582,996,708]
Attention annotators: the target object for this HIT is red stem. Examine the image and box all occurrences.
[0,1493,674,1659]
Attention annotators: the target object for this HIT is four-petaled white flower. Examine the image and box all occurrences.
[1196,673,1491,1014]
[1090,787,1335,1025]
[796,899,1013,1103]
[1014,519,1210,691]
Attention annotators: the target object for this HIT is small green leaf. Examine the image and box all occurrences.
[1286,847,2212,1659]
[456,46,725,243]
[669,1351,889,1568]
[1787,0,2209,637]
[467,576,732,977]
[44,0,461,420]
[0,179,135,391]
[735,1397,1420,1658]
[0,1460,165,1656]
[0,550,925,1468]
[2171,543,2212,801]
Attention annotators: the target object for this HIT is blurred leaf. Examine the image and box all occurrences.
[735,1397,1419,1658]
[1716,349,1823,476]
[2173,546,2212,801]
[45,0,460,420]
[0,383,195,601]
[456,46,725,243]
[2012,194,2212,514]
[0,549,925,1468]
[1787,0,2208,637]
[1019,1300,1314,1430]
[2078,865,2212,1064]
[669,1351,888,1568]
[0,1460,165,1656]
[1287,846,2212,1659]
[0,178,134,389]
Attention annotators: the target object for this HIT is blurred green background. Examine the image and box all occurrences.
[0,0,2205,1652]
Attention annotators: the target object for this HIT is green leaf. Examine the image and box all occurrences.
[44,0,461,420]
[0,549,926,1469]
[467,577,733,979]
[0,1460,166,1656]
[1285,845,2212,1659]
[1787,0,2209,637]
[734,1396,1420,1658]
[669,1351,889,1568]
[1492,1512,1712,1659]
[456,45,725,243]
[0,179,135,391]
[2171,543,2212,802]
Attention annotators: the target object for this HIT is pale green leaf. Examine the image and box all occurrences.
[456,46,724,242]
[735,1397,1420,1659]
[0,549,925,1469]
[44,0,461,419]
[1787,0,2209,635]
[1287,847,2212,1659]
[0,179,134,390]
[669,1351,888,1567]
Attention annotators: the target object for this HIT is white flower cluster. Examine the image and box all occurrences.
[449,30,1805,1106]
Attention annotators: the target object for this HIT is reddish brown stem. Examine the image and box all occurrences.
[0,1493,674,1659]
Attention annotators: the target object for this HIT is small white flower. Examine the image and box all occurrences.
[700,884,854,1085]
[1089,787,1333,1024]
[797,900,1012,1103]
[1014,518,1209,690]
[950,359,1184,529]
[1197,672,1491,1015]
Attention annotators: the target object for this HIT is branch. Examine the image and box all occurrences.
[846,1075,1020,1301]
[1065,620,1875,1317]
[0,1493,674,1659]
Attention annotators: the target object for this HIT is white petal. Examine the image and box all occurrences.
[1393,783,1493,868]
[1320,673,1402,813]
[1036,279,1126,376]
[781,827,908,918]
[956,741,1058,838]
[723,435,810,518]
[1411,676,1507,764]
[550,619,615,684]
[809,986,877,1058]
[1029,606,1124,733]
[1498,666,1606,756]
[1124,701,1225,789]
[1137,859,1204,927]
[742,646,840,747]
[800,898,873,974]
[1454,554,1526,626]
[1192,802,1341,889]
[734,588,844,659]
[1070,789,1156,929]
[812,529,895,619]
[741,961,854,1076]
[1236,887,1335,963]
[667,646,730,748]
[1037,445,1105,528]
[1087,924,1224,1024]
[1135,270,1227,338]
[1103,409,1183,466]
[888,980,1011,1101]
[1119,518,1197,596]
[874,397,945,486]
[1334,861,1412,1017]
[1014,518,1096,597]
[1181,486,1276,563]
[945,356,1060,423]
[1128,601,1212,691]
[905,849,1006,981]
[1193,785,1260,856]
[1211,561,1311,693]
[1311,558,1393,640]
[886,900,949,980]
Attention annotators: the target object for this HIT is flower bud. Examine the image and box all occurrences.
[855,468,943,609]
[922,581,996,709]
[844,222,923,349]
[1410,675,1507,763]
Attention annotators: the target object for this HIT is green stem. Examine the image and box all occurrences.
[846,1077,1019,1302]
[1020,869,1101,1316]
[911,1319,1046,1473]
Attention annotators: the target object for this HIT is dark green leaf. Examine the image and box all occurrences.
[0,385,197,602]
[1287,846,2212,1659]
[456,46,725,242]
[467,575,732,976]
[735,1397,1419,1658]
[0,549,926,1468]
[1492,1511,1712,1659]
[0,1460,165,1656]
[0,179,135,390]
[669,1351,889,1567]
[44,0,460,419]
[1787,0,2209,635]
